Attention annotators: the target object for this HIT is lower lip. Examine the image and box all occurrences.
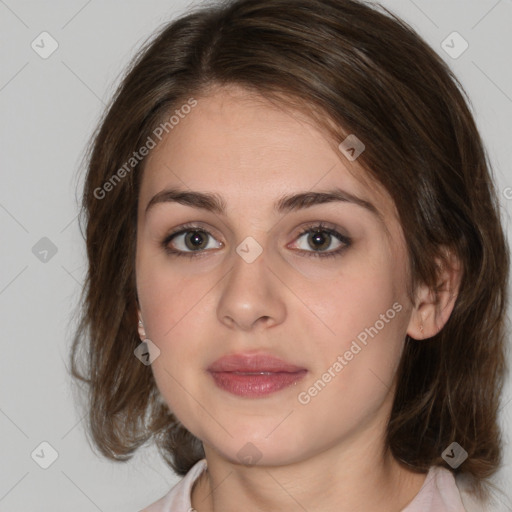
[208,370,307,397]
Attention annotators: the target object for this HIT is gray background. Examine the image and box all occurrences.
[1,0,511,510]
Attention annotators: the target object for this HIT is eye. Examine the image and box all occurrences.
[161,223,223,259]
[290,222,351,259]
[161,222,351,259]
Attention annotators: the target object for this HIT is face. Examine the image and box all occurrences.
[135,85,415,467]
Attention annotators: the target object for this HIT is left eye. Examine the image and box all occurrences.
[289,225,351,258]
[292,228,347,255]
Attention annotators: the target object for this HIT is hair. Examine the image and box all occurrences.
[70,0,509,502]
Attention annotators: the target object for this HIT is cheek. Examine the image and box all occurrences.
[136,248,215,340]
[135,251,215,395]
[294,280,406,442]
[295,244,408,398]
[298,246,403,349]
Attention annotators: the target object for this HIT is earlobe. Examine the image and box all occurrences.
[407,248,462,340]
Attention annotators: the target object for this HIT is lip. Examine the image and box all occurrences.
[208,353,306,373]
[207,353,307,398]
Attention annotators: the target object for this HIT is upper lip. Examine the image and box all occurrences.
[207,353,306,373]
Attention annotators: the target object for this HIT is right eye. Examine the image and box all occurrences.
[161,224,224,258]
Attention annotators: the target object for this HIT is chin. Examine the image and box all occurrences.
[201,425,314,468]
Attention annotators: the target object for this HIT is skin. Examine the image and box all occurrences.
[135,85,461,512]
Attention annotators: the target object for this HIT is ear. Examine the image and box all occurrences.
[407,247,462,340]
[136,304,146,341]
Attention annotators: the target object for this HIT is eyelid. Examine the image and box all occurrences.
[294,220,346,237]
[161,221,218,239]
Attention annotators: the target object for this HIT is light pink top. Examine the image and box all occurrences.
[141,458,500,512]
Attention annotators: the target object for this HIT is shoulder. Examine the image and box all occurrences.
[455,470,512,512]
[402,465,509,512]
[140,459,208,512]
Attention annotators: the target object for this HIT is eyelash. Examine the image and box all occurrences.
[161,222,352,260]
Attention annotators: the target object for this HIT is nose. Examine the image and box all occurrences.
[216,241,287,332]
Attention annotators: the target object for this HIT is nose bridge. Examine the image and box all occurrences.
[217,235,286,329]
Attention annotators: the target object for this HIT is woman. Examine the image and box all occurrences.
[70,0,510,510]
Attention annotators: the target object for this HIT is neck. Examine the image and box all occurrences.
[191,425,427,512]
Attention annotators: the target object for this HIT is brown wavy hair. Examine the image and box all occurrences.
[69,0,509,501]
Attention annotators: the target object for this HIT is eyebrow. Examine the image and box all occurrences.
[145,186,382,221]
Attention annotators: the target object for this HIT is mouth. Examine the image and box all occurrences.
[207,353,308,398]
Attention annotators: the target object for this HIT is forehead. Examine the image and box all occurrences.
[139,86,398,225]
